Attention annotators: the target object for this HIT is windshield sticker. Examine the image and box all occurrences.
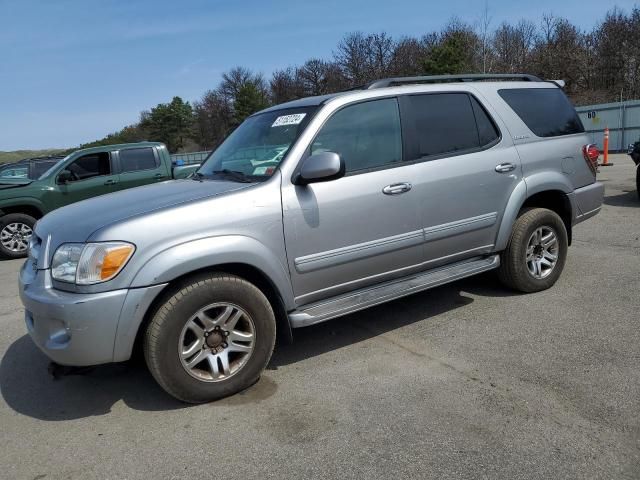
[271,113,306,127]
[253,166,276,176]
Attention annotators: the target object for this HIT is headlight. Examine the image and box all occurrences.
[51,242,135,284]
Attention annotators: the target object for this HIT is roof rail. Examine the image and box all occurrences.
[364,73,542,89]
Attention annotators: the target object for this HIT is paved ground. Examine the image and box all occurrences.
[0,154,638,480]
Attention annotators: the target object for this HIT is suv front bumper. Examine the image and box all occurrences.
[18,261,166,366]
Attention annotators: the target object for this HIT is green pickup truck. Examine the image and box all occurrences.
[0,142,200,258]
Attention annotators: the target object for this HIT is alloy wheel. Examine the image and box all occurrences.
[525,226,559,279]
[178,303,255,382]
[0,222,32,253]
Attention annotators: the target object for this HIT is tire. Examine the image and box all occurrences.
[636,165,640,201]
[0,213,36,259]
[497,208,568,293]
[144,273,276,403]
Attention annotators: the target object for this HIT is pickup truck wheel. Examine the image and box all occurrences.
[498,208,568,293]
[144,273,276,404]
[0,213,36,259]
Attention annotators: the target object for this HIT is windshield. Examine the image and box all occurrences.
[0,158,63,180]
[0,164,29,179]
[197,106,316,181]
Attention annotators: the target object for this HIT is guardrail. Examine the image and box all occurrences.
[170,151,211,165]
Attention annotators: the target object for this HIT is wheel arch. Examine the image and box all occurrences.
[496,176,574,250]
[128,262,293,364]
[0,204,44,219]
[121,236,296,362]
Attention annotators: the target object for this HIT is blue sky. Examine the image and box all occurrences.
[0,0,635,150]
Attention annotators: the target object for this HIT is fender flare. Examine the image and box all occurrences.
[130,235,295,308]
[0,198,45,218]
[495,173,574,251]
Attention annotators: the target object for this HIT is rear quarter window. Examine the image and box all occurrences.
[498,88,584,137]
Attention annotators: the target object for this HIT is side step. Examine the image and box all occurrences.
[289,255,500,328]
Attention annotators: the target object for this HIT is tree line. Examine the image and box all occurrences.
[81,7,638,153]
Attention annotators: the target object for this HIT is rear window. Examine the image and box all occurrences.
[498,88,584,137]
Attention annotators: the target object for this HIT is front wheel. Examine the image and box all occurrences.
[144,273,276,403]
[498,208,568,293]
[0,213,36,259]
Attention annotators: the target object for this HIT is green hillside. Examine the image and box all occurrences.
[0,149,68,164]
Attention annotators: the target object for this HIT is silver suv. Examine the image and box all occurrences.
[19,74,604,403]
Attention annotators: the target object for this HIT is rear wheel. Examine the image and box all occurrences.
[0,213,36,259]
[498,208,568,293]
[144,273,276,403]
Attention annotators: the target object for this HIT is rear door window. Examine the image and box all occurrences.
[498,88,584,137]
[119,147,158,172]
[400,93,499,161]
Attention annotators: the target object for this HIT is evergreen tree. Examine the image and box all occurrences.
[139,96,194,153]
[422,32,472,75]
[233,83,268,126]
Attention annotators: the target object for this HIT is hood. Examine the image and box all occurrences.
[35,178,255,249]
[0,178,32,189]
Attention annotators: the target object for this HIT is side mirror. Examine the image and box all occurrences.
[57,170,73,185]
[295,152,345,185]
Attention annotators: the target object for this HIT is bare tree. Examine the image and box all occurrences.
[193,89,233,149]
[334,32,373,85]
[476,1,494,73]
[367,32,395,78]
[270,67,304,104]
[389,36,427,76]
[219,67,267,101]
[299,59,329,96]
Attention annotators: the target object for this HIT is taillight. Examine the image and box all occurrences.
[582,144,599,175]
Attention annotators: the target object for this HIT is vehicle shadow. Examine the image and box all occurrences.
[0,272,510,420]
[0,336,185,420]
[270,271,518,368]
[603,191,639,208]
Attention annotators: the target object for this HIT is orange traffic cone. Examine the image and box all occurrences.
[599,127,613,166]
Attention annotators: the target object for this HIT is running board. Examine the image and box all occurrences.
[288,255,500,328]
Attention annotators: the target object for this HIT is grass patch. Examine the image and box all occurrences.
[0,149,68,164]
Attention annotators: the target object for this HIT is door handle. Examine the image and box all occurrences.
[382,182,412,195]
[495,163,516,173]
[154,173,166,179]
[104,179,118,185]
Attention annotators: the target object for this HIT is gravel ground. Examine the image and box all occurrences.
[0,154,638,479]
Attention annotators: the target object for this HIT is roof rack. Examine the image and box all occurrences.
[364,74,542,89]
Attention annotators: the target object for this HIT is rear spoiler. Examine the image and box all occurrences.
[549,79,566,88]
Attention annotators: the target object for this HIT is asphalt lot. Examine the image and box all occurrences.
[0,154,638,479]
